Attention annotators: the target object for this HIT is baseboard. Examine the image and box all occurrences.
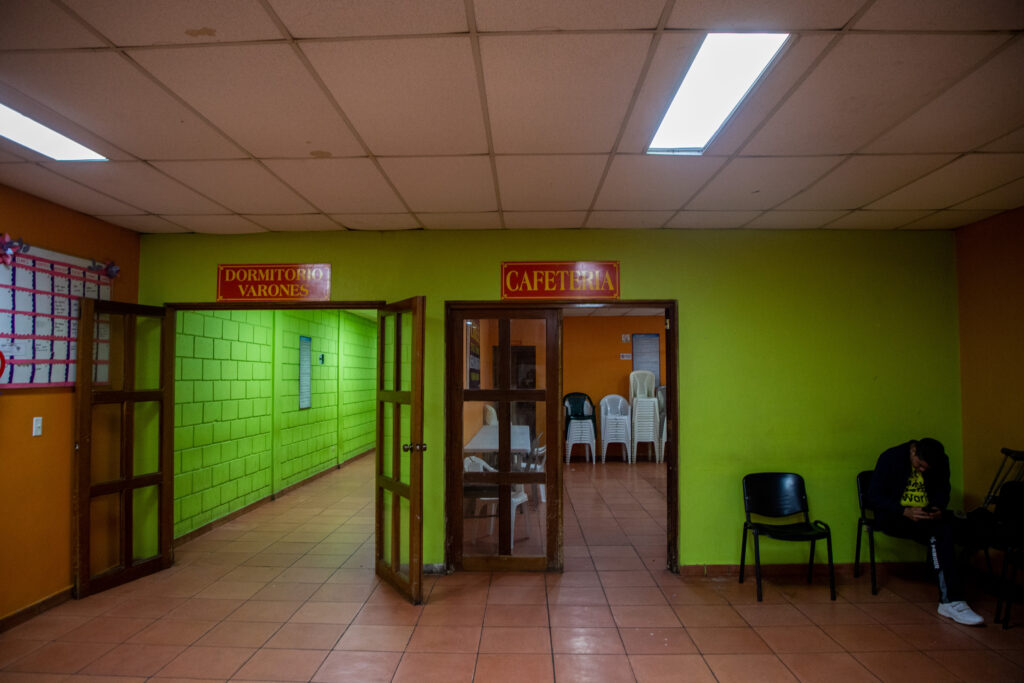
[0,589,72,634]
[174,450,372,548]
[679,562,923,580]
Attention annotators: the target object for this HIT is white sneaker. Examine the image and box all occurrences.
[937,600,985,626]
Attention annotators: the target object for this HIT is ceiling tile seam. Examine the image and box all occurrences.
[582,0,677,230]
[948,169,1024,210]
[259,0,426,230]
[851,33,1024,157]
[18,160,150,215]
[465,0,505,229]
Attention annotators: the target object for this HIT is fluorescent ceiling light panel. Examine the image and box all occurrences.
[0,103,106,161]
[648,32,788,154]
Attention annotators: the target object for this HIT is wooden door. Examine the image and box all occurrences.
[375,296,425,603]
[73,299,174,597]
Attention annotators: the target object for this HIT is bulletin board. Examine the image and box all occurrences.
[0,246,112,388]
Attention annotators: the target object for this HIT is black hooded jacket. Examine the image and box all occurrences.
[867,440,951,520]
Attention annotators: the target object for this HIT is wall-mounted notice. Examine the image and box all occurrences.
[217,263,331,301]
[0,246,112,388]
[298,335,312,410]
[632,333,660,386]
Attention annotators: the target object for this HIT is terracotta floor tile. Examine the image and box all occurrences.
[194,582,264,601]
[704,653,799,683]
[628,654,717,683]
[3,641,115,674]
[553,653,636,682]
[547,587,608,606]
[754,625,843,653]
[333,625,413,651]
[777,652,880,683]
[478,627,552,654]
[80,643,185,676]
[0,639,44,669]
[794,602,877,626]
[263,623,346,650]
[473,653,554,683]
[249,582,319,602]
[820,624,913,652]
[233,647,328,681]
[219,566,284,583]
[687,627,771,654]
[224,599,302,623]
[551,627,624,654]
[548,605,616,628]
[618,627,696,655]
[592,556,647,571]
[311,650,401,682]
[856,601,938,625]
[309,583,375,602]
[603,586,668,606]
[56,616,153,643]
[609,605,681,628]
[924,648,1024,682]
[662,583,729,606]
[485,587,548,605]
[853,650,960,682]
[156,646,256,679]
[483,604,549,627]
[405,625,480,653]
[127,618,215,646]
[102,597,187,620]
[391,652,476,683]
[546,572,601,589]
[352,603,423,626]
[673,604,747,627]
[735,603,813,627]
[598,571,656,588]
[165,599,244,621]
[195,621,279,648]
[418,602,486,627]
[3,616,91,642]
[287,601,361,625]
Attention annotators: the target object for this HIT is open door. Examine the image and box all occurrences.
[73,299,175,597]
[375,296,425,603]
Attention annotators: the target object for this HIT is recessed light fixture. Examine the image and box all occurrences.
[0,103,106,161]
[648,32,789,155]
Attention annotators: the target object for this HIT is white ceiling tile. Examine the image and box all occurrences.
[504,212,588,229]
[779,155,957,210]
[65,0,283,45]
[586,211,674,228]
[902,210,1002,230]
[668,0,866,30]
[665,211,760,229]
[420,213,503,230]
[744,34,1007,155]
[95,215,190,233]
[864,40,1024,154]
[378,156,496,212]
[332,214,420,230]
[0,163,140,215]
[0,52,242,159]
[42,161,227,214]
[161,214,266,234]
[302,37,487,156]
[0,149,27,163]
[267,0,468,37]
[244,214,342,231]
[263,159,405,213]
[746,210,847,229]
[475,0,666,31]
[868,153,1024,210]
[0,0,105,49]
[481,34,651,153]
[130,44,364,158]
[687,157,843,210]
[496,156,607,211]
[953,177,1024,211]
[983,126,1024,152]
[594,155,725,210]
[153,161,315,213]
[855,0,1024,30]
[825,210,931,230]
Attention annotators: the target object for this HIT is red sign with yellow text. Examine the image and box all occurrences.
[217,264,331,302]
[501,261,619,300]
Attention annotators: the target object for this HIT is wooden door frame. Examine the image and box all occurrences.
[443,299,680,573]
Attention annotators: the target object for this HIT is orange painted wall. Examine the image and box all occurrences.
[956,207,1024,509]
[562,315,666,411]
[0,184,139,620]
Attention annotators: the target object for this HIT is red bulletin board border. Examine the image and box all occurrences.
[501,261,620,300]
[217,263,331,302]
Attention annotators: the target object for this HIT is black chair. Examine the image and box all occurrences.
[853,470,880,595]
[740,472,836,601]
[990,481,1024,629]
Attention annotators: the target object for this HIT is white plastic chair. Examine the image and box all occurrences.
[483,404,498,425]
[599,394,631,463]
[524,433,547,504]
[632,397,660,463]
[565,419,596,464]
[629,370,656,402]
[464,456,530,550]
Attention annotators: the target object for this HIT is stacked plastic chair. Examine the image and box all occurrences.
[599,394,631,463]
[628,371,661,463]
[564,392,596,463]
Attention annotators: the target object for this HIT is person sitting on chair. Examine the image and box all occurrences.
[867,438,984,626]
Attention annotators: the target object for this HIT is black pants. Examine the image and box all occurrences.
[874,512,963,602]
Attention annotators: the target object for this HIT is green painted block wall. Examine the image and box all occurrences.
[145,229,962,567]
[339,311,377,462]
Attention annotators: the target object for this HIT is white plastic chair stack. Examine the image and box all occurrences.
[655,386,667,464]
[629,370,656,402]
[632,397,660,463]
[599,394,631,463]
[565,419,596,464]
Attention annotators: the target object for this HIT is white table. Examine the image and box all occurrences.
[464,424,531,455]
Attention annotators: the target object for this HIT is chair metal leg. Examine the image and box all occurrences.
[867,527,878,595]
[854,520,863,578]
[753,532,763,601]
[826,532,836,601]
[739,526,748,584]
[807,539,816,584]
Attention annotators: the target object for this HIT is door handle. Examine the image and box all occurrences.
[402,443,428,452]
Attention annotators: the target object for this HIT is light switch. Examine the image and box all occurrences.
[32,416,42,436]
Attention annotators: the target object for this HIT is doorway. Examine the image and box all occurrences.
[444,300,679,573]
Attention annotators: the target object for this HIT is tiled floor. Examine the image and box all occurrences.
[2,455,1023,682]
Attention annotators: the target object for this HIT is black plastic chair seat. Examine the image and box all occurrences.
[747,520,830,542]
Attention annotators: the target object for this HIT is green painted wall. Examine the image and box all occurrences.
[339,312,378,462]
[145,229,962,566]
